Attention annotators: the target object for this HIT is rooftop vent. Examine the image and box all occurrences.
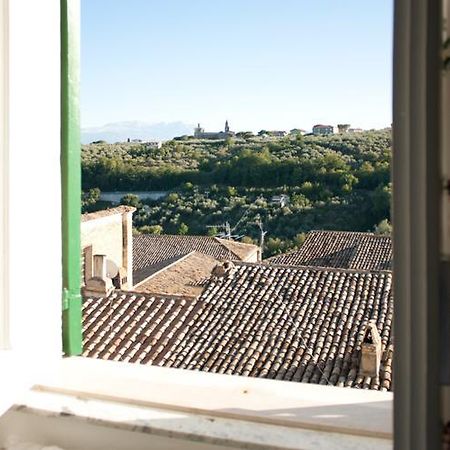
[82,254,114,298]
[360,320,382,377]
[212,261,236,279]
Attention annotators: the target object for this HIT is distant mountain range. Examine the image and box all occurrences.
[81,121,193,144]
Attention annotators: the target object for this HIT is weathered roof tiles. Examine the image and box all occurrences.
[134,251,220,297]
[83,262,393,391]
[133,234,259,284]
[266,230,392,271]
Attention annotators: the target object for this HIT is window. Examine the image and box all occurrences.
[0,1,448,449]
[79,3,395,390]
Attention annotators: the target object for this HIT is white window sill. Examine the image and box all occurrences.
[0,350,59,417]
[1,357,393,450]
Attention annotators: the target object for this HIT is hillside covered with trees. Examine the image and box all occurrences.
[82,130,392,257]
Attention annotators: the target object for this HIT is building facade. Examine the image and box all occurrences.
[81,206,135,295]
[312,124,335,135]
[194,120,235,139]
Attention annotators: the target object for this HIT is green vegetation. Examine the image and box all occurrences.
[82,130,392,257]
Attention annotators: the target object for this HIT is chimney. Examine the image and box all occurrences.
[83,254,114,298]
[212,261,236,279]
[359,321,382,377]
[122,209,133,288]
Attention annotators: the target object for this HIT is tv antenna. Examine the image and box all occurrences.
[249,215,267,258]
[206,221,232,240]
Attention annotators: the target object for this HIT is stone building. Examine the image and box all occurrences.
[194,120,235,139]
[81,206,136,296]
[80,208,260,298]
[312,124,335,135]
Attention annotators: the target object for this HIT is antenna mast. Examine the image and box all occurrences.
[247,214,267,258]
[206,221,232,240]
[256,217,267,257]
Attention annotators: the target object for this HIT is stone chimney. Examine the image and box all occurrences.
[360,321,382,377]
[212,261,236,279]
[83,254,114,298]
[122,208,133,288]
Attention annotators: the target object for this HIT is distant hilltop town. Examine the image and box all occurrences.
[312,124,364,135]
[194,120,235,139]
[85,121,381,145]
[188,120,367,140]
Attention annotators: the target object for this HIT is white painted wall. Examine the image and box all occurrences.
[7,0,62,358]
[81,215,124,271]
[81,209,134,287]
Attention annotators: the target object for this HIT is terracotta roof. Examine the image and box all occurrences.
[134,251,219,297]
[219,239,259,261]
[133,252,191,285]
[83,263,393,391]
[133,234,258,276]
[81,206,136,223]
[266,231,392,271]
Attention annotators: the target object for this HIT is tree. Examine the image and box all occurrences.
[166,192,179,203]
[139,225,163,235]
[121,193,141,208]
[81,188,101,210]
[207,226,218,236]
[80,129,394,245]
[227,186,237,197]
[241,236,256,245]
[291,193,310,209]
[374,219,392,235]
[236,131,254,139]
[371,183,392,220]
[225,136,234,147]
[292,232,306,247]
[178,223,189,235]
[265,237,286,255]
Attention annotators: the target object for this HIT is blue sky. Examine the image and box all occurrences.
[81,0,393,132]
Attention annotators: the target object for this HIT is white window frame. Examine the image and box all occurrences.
[0,0,63,415]
[0,0,9,351]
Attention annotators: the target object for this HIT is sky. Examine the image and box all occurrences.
[81,0,393,133]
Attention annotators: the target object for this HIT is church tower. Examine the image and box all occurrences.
[194,123,204,138]
[225,120,230,134]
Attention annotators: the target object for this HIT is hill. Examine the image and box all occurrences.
[82,130,392,257]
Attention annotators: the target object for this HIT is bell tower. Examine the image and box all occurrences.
[225,120,230,134]
[194,123,204,138]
